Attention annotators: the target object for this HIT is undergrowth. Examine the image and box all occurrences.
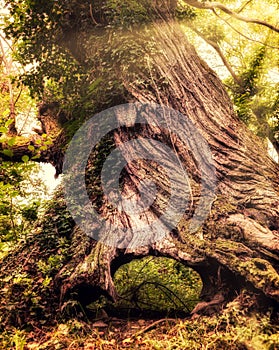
[112,257,202,315]
[1,300,278,349]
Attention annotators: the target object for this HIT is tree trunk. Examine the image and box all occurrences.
[1,21,279,325]
[60,22,279,311]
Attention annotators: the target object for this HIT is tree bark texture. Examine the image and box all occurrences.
[63,22,279,307]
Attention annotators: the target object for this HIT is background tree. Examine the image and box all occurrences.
[0,3,51,263]
[178,0,279,157]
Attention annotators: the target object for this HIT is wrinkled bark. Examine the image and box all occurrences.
[57,22,279,317]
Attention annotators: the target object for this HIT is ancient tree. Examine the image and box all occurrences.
[0,0,279,324]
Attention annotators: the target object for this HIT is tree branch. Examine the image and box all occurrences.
[0,136,43,162]
[183,0,279,34]
[187,24,241,85]
[0,133,64,177]
[89,4,99,26]
[236,0,253,14]
[212,9,279,50]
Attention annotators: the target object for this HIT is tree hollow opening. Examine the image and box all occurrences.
[111,256,202,318]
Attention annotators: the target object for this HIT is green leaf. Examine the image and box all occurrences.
[0,127,8,133]
[28,145,35,151]
[1,149,13,157]
[88,78,103,93]
[35,138,42,145]
[5,119,14,128]
[44,140,53,145]
[31,154,41,160]
[7,137,16,147]
[22,155,29,163]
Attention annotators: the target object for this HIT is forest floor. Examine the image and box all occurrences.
[2,308,279,350]
[23,317,181,349]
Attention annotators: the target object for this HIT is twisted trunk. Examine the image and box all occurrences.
[58,23,279,316]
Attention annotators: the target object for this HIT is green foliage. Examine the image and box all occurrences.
[1,328,26,350]
[104,0,150,26]
[0,191,73,329]
[178,0,279,151]
[1,0,185,121]
[175,1,197,21]
[198,23,226,43]
[4,0,86,107]
[1,297,278,349]
[41,189,75,239]
[37,252,67,277]
[0,38,37,128]
[0,161,46,246]
[142,302,279,349]
[2,0,279,150]
[1,0,141,110]
[227,46,266,123]
[113,257,202,314]
[224,43,279,144]
[102,0,196,26]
